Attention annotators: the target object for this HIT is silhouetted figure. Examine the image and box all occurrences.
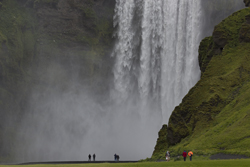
[88,154,91,161]
[114,153,117,161]
[93,154,96,161]
[117,155,120,161]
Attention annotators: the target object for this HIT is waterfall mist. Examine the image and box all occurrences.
[15,0,244,162]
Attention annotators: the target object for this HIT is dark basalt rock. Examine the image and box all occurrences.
[152,125,168,158]
[34,0,115,41]
[198,36,214,74]
[244,0,250,7]
[240,14,250,42]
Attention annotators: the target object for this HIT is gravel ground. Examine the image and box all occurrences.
[17,161,138,165]
[210,153,249,160]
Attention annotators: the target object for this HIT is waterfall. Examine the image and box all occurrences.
[14,0,245,162]
[112,0,202,123]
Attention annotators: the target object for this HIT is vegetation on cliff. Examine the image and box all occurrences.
[152,6,250,160]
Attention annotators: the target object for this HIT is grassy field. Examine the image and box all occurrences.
[1,159,250,167]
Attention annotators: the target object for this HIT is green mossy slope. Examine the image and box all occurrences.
[152,7,250,160]
[152,125,168,158]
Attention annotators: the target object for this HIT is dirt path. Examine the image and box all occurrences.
[18,161,138,165]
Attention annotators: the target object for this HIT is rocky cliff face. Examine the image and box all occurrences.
[27,0,115,96]
[0,0,115,162]
[245,0,250,7]
[174,5,250,146]
[152,3,250,160]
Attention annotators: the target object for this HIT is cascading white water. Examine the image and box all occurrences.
[112,0,202,123]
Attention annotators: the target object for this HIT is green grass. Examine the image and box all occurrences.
[1,159,250,167]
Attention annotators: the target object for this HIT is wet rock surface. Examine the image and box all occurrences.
[244,0,250,7]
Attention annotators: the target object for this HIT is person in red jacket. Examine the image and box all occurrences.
[182,151,187,161]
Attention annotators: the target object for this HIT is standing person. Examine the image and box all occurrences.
[182,151,187,161]
[188,150,193,161]
[114,153,117,161]
[117,155,120,161]
[166,151,170,161]
[93,154,96,161]
[88,154,91,161]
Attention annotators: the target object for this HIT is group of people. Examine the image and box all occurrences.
[88,153,120,161]
[165,150,193,161]
[182,150,193,161]
[88,154,96,161]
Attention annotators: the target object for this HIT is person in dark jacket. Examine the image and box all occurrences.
[88,154,91,161]
[182,151,187,161]
[93,154,96,161]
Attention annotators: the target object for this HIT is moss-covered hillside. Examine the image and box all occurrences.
[152,5,250,160]
[0,0,114,162]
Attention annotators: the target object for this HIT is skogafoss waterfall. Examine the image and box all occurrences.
[110,0,244,159]
[112,0,202,123]
[15,0,244,162]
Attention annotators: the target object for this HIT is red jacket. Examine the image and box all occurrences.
[182,151,187,157]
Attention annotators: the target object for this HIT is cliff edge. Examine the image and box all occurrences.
[152,3,250,160]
